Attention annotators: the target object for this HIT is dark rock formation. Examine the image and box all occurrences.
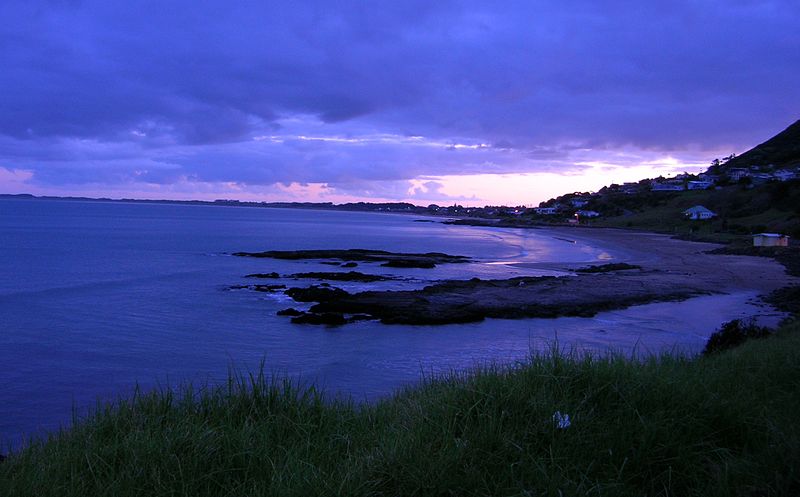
[341,262,358,268]
[285,285,350,302]
[575,263,641,273]
[291,312,347,326]
[300,275,702,325]
[276,308,304,316]
[348,314,375,322]
[288,271,396,282]
[381,260,436,269]
[229,284,285,292]
[252,284,286,292]
[232,249,470,269]
[245,272,280,279]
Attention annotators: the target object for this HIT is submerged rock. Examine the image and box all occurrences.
[285,285,350,302]
[575,263,641,273]
[381,260,436,269]
[245,272,280,279]
[341,262,358,268]
[348,314,375,322]
[276,307,304,316]
[291,312,347,326]
[251,284,286,292]
[288,271,395,282]
[232,248,470,269]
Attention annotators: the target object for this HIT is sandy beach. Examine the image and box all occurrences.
[542,227,795,295]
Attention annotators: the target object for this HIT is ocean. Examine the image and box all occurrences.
[0,198,772,447]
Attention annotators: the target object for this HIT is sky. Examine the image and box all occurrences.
[0,1,798,206]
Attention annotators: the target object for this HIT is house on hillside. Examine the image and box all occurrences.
[728,168,750,181]
[534,207,558,215]
[687,180,714,190]
[774,170,797,182]
[575,210,600,218]
[683,205,717,220]
[651,183,685,192]
[620,182,641,194]
[753,233,790,247]
[750,173,774,185]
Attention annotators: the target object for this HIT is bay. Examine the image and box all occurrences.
[0,199,773,447]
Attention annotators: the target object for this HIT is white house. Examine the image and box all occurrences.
[534,207,558,215]
[774,170,797,182]
[728,168,750,181]
[651,182,685,192]
[570,198,589,208]
[683,205,717,220]
[753,233,790,247]
[750,173,774,185]
[620,182,640,194]
[575,210,600,218]
[687,180,714,190]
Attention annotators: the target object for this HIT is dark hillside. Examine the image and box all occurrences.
[597,180,800,239]
[715,119,800,171]
[534,118,800,240]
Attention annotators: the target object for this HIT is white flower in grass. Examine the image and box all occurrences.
[552,411,571,429]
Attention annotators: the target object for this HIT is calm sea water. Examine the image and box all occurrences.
[0,199,774,447]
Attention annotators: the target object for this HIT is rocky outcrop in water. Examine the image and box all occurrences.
[284,285,350,303]
[575,263,641,273]
[287,271,397,282]
[291,312,347,326]
[278,273,704,326]
[276,307,304,316]
[232,249,470,268]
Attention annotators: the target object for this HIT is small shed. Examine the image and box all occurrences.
[753,233,790,247]
[683,205,717,220]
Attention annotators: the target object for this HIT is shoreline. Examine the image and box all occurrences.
[544,226,795,294]
[264,225,796,326]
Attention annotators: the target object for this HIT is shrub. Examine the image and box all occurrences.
[702,319,771,355]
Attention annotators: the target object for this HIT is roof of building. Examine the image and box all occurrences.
[683,205,715,214]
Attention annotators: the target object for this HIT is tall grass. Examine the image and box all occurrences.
[2,322,799,496]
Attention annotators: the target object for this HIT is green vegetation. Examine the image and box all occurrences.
[2,321,799,496]
[530,119,800,240]
[701,319,771,355]
[712,119,800,172]
[591,180,800,240]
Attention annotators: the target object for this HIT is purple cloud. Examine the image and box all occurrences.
[0,0,798,201]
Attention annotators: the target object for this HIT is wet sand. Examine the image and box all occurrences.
[539,227,795,295]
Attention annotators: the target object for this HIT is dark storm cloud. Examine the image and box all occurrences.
[0,0,798,190]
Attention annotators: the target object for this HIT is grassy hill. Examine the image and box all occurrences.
[591,180,800,241]
[533,118,800,241]
[2,320,799,496]
[714,119,800,172]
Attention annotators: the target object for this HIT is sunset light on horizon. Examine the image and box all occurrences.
[1,1,797,205]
